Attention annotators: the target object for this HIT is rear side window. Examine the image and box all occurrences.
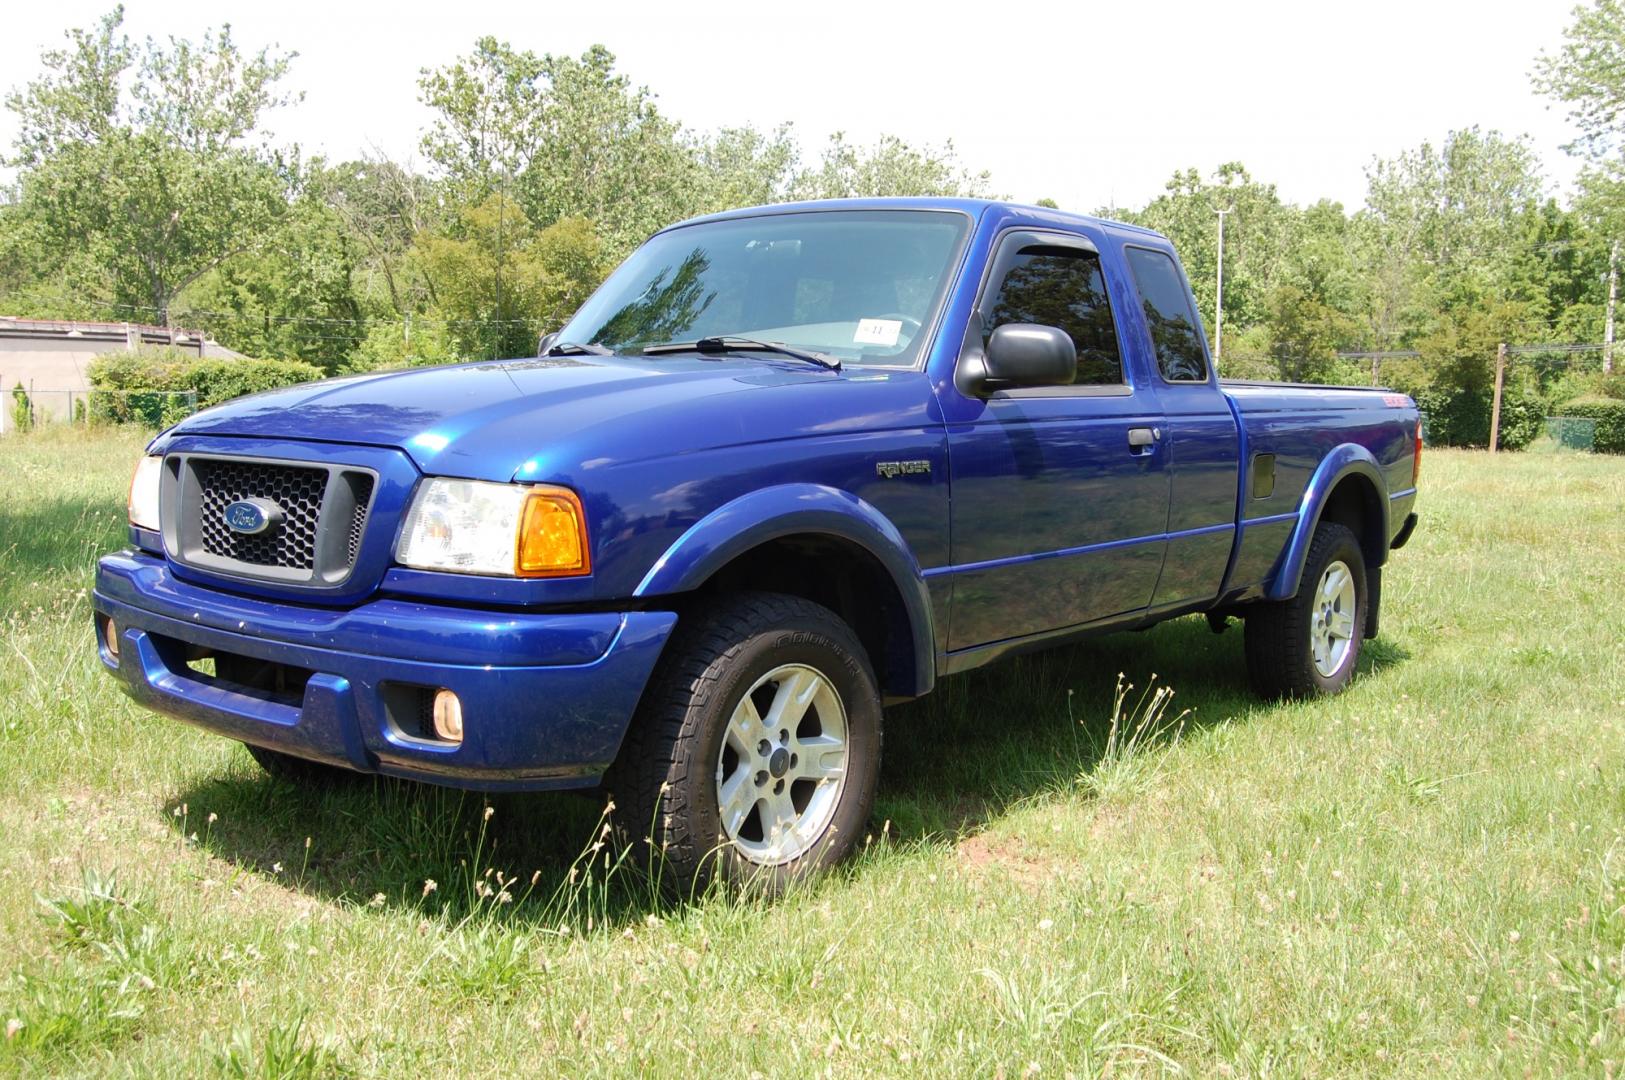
[1125,247,1209,382]
[982,247,1124,385]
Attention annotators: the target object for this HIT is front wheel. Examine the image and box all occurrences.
[1244,521,1368,698]
[608,592,882,893]
[243,743,359,787]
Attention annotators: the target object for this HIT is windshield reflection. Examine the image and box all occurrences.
[557,210,969,366]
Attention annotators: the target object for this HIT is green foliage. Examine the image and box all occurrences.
[419,41,693,258]
[0,7,1615,413]
[788,131,992,201]
[408,198,605,360]
[343,320,457,374]
[1113,163,1303,337]
[218,1015,344,1079]
[1263,283,1357,382]
[1556,396,1625,452]
[10,382,31,432]
[1414,386,1545,450]
[1533,0,1625,164]
[37,868,145,949]
[87,346,323,425]
[180,175,366,371]
[4,8,298,326]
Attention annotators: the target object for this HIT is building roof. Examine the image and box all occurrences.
[0,316,244,358]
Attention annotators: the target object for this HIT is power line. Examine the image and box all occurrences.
[4,292,543,328]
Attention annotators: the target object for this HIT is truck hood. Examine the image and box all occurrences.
[164,355,933,481]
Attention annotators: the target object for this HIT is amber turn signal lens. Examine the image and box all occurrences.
[515,487,591,577]
[103,618,120,659]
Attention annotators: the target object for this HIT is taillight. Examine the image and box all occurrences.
[1413,418,1423,485]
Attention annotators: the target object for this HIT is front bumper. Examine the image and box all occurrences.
[93,551,677,791]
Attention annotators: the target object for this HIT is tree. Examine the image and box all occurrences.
[321,155,446,319]
[1116,163,1302,340]
[1533,0,1625,164]
[4,8,298,328]
[179,170,365,369]
[409,195,604,360]
[692,125,799,212]
[1350,127,1550,378]
[1264,284,1356,382]
[789,132,992,200]
[420,42,697,257]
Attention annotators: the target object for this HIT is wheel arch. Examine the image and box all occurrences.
[1266,445,1390,602]
[633,484,936,699]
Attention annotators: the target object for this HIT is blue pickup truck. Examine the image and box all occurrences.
[95,198,1420,886]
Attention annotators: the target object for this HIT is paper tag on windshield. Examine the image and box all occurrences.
[853,318,903,347]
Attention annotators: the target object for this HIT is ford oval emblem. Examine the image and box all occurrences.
[223,498,281,536]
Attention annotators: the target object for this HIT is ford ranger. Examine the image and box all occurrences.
[94,198,1421,887]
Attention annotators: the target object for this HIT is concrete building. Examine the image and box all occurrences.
[0,316,244,431]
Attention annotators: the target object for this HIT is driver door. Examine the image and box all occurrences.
[945,230,1171,650]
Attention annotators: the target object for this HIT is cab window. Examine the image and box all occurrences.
[1126,247,1210,382]
[982,246,1124,386]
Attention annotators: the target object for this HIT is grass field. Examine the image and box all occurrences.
[1,427,1621,1077]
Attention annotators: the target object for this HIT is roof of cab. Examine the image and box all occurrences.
[662,196,1167,240]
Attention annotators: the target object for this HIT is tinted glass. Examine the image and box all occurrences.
[1126,247,1209,382]
[556,210,968,366]
[982,248,1123,385]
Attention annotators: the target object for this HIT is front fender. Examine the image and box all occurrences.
[633,484,936,696]
[1266,445,1390,601]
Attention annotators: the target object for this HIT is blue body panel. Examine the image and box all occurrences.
[95,552,676,789]
[94,196,1420,789]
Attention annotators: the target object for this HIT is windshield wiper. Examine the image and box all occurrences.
[544,340,615,357]
[642,336,842,372]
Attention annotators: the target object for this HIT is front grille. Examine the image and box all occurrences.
[169,454,379,588]
[195,459,328,569]
[345,476,375,566]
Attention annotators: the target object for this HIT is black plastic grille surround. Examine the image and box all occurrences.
[194,459,327,569]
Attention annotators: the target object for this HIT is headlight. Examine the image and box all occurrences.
[396,479,591,578]
[128,455,164,531]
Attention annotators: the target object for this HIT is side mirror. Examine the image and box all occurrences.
[983,323,1076,388]
[537,331,559,357]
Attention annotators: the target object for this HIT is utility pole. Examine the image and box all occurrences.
[1489,342,1507,453]
[1214,208,1232,363]
[1606,238,1618,376]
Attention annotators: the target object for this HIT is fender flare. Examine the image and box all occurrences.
[633,484,936,697]
[1266,445,1390,601]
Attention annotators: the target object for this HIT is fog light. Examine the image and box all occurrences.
[103,619,120,659]
[432,689,463,744]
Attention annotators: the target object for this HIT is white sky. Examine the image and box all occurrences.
[0,0,1593,213]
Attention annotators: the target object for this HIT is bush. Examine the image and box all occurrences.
[342,320,458,374]
[10,382,31,433]
[1555,396,1625,454]
[87,348,324,427]
[1414,386,1544,450]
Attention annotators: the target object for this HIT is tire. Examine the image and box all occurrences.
[1244,521,1368,699]
[607,592,883,894]
[243,742,359,787]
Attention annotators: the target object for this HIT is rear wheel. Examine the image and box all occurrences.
[608,592,882,893]
[1245,521,1367,698]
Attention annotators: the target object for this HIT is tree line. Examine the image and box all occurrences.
[2,4,1623,448]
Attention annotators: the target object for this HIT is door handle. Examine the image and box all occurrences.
[1127,426,1161,449]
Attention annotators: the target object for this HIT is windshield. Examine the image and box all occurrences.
[556,209,969,366]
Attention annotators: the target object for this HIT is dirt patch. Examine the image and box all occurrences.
[955,832,1058,893]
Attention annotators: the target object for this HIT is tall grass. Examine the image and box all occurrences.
[0,429,1622,1076]
[1077,673,1191,800]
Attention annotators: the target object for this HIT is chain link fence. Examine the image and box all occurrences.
[3,388,198,435]
[1542,416,1598,452]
